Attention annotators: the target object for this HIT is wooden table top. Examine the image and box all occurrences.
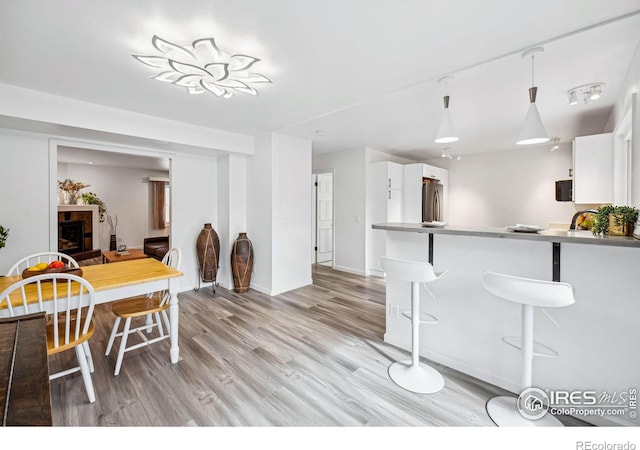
[0,312,52,426]
[102,248,148,263]
[0,258,183,309]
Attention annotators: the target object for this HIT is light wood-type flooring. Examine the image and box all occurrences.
[49,264,588,426]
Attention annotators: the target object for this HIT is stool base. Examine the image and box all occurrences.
[486,396,564,427]
[388,360,444,394]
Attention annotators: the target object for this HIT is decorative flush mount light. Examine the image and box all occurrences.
[549,138,560,152]
[566,83,605,105]
[132,35,272,98]
[517,47,549,145]
[434,76,459,144]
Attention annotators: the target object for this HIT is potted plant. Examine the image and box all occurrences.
[0,225,9,249]
[592,205,639,236]
[81,192,107,222]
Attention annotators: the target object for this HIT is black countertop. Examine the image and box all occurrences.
[371,223,640,248]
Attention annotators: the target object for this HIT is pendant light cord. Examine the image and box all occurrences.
[531,54,535,87]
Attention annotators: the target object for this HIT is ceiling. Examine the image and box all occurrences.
[1,0,640,161]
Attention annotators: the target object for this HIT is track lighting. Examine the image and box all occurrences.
[566,83,604,105]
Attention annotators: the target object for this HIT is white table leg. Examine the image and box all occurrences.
[169,279,180,363]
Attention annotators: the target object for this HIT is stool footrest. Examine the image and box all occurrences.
[401,311,439,325]
[501,336,559,358]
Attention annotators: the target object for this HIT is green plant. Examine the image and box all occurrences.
[0,225,9,249]
[81,192,107,222]
[591,205,639,236]
[611,205,639,226]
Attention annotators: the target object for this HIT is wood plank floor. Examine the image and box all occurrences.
[48,264,588,426]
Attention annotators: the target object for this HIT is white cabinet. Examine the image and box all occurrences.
[403,163,448,223]
[368,161,403,274]
[573,133,613,204]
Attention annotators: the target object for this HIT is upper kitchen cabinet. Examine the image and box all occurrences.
[403,163,449,223]
[573,133,613,204]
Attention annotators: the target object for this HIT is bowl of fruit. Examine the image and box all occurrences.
[21,260,83,280]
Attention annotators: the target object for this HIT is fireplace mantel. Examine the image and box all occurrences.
[58,205,100,251]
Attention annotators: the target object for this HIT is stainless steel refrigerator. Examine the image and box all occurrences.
[422,178,443,222]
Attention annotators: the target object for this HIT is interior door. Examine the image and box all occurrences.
[316,172,333,263]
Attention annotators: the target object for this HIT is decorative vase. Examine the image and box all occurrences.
[109,234,117,251]
[196,223,220,283]
[63,191,77,205]
[231,232,253,293]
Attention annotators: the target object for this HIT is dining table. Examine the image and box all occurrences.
[0,312,52,426]
[0,257,184,364]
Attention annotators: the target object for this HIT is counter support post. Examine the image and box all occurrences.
[428,233,434,265]
[552,242,561,282]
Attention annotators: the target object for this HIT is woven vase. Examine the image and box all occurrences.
[231,232,253,293]
[196,223,220,283]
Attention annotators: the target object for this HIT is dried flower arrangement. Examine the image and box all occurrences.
[58,179,90,195]
[58,179,90,204]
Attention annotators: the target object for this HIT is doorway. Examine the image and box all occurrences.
[312,171,334,266]
[53,141,172,264]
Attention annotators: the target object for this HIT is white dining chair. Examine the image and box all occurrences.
[0,273,98,403]
[6,252,80,276]
[105,247,181,375]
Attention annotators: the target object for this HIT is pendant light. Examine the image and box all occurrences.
[435,76,459,144]
[517,47,549,145]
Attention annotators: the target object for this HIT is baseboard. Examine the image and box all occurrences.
[249,282,272,296]
[331,265,366,276]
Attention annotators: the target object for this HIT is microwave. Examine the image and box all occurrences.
[555,179,573,202]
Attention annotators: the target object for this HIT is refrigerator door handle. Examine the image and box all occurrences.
[433,186,441,222]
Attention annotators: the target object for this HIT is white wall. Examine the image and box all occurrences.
[57,162,169,250]
[429,144,578,228]
[248,133,312,295]
[271,134,313,295]
[171,154,218,291]
[313,148,367,274]
[0,130,51,272]
[247,134,274,293]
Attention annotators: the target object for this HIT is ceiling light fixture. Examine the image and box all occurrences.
[549,138,560,152]
[132,35,272,98]
[440,147,462,160]
[517,48,549,145]
[568,90,578,106]
[434,76,459,144]
[566,83,604,105]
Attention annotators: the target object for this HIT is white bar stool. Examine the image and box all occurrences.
[381,256,447,394]
[482,271,575,426]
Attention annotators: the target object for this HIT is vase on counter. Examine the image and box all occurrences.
[231,232,253,293]
[196,223,220,283]
[109,234,117,251]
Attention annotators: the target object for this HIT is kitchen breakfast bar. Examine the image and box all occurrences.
[372,223,640,426]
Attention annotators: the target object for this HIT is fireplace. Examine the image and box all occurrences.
[57,205,102,261]
[58,220,85,254]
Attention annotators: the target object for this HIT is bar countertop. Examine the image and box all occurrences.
[371,222,640,248]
